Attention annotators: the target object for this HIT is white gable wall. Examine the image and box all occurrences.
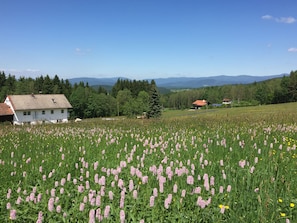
[14,109,70,124]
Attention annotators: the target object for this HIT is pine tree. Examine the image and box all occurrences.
[147,80,162,118]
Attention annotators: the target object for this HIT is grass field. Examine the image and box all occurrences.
[0,103,296,222]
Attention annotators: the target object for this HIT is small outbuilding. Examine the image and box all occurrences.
[222,98,232,107]
[0,103,14,123]
[192,99,209,109]
[222,98,232,105]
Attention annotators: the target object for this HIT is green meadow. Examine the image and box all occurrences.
[1,103,296,222]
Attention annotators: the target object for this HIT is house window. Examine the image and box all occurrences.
[51,110,54,114]
[42,110,45,115]
[61,109,64,114]
[28,111,31,115]
[23,111,27,116]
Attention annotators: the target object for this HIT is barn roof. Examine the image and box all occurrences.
[0,103,14,116]
[192,99,208,107]
[7,94,72,111]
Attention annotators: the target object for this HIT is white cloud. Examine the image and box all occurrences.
[75,47,91,55]
[288,48,297,52]
[26,68,40,72]
[262,15,296,24]
[276,17,296,24]
[262,15,273,20]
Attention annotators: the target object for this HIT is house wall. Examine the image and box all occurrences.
[14,109,70,124]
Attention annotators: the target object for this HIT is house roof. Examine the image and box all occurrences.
[192,99,208,107]
[7,94,72,111]
[0,103,14,116]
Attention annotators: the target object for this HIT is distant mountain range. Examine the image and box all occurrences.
[68,74,288,89]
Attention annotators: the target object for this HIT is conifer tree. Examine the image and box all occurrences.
[147,80,162,118]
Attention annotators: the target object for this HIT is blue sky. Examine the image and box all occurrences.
[1,0,296,80]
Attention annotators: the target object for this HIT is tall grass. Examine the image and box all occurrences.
[0,103,296,222]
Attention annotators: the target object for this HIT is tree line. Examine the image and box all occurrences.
[0,70,296,118]
[162,70,297,109]
[0,72,161,119]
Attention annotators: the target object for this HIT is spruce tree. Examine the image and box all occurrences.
[147,80,162,118]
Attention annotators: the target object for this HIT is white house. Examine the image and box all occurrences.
[4,94,72,125]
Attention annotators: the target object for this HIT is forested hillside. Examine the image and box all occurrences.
[163,71,297,109]
[0,70,296,118]
[0,73,162,119]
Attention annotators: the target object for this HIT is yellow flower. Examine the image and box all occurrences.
[278,198,283,203]
[219,204,230,209]
[280,212,286,217]
[290,203,295,208]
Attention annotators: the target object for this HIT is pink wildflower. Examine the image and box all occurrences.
[56,205,61,213]
[164,198,170,209]
[60,178,66,186]
[142,176,148,184]
[16,196,22,205]
[78,185,84,193]
[96,195,101,206]
[211,188,215,195]
[89,209,95,223]
[120,210,125,223]
[118,179,124,189]
[194,186,201,194]
[197,196,206,208]
[153,188,158,197]
[187,175,194,185]
[108,191,113,200]
[79,203,85,211]
[99,176,106,186]
[100,186,105,196]
[37,211,43,222]
[129,179,134,192]
[37,193,42,202]
[150,196,155,207]
[104,205,111,218]
[50,189,56,197]
[254,157,258,164]
[173,183,178,193]
[239,160,246,168]
[120,197,125,209]
[67,173,71,181]
[10,209,17,220]
[181,189,186,197]
[133,190,138,199]
[210,176,215,186]
[86,181,90,190]
[219,186,224,193]
[48,198,54,212]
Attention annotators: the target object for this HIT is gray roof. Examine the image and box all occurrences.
[8,94,72,111]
